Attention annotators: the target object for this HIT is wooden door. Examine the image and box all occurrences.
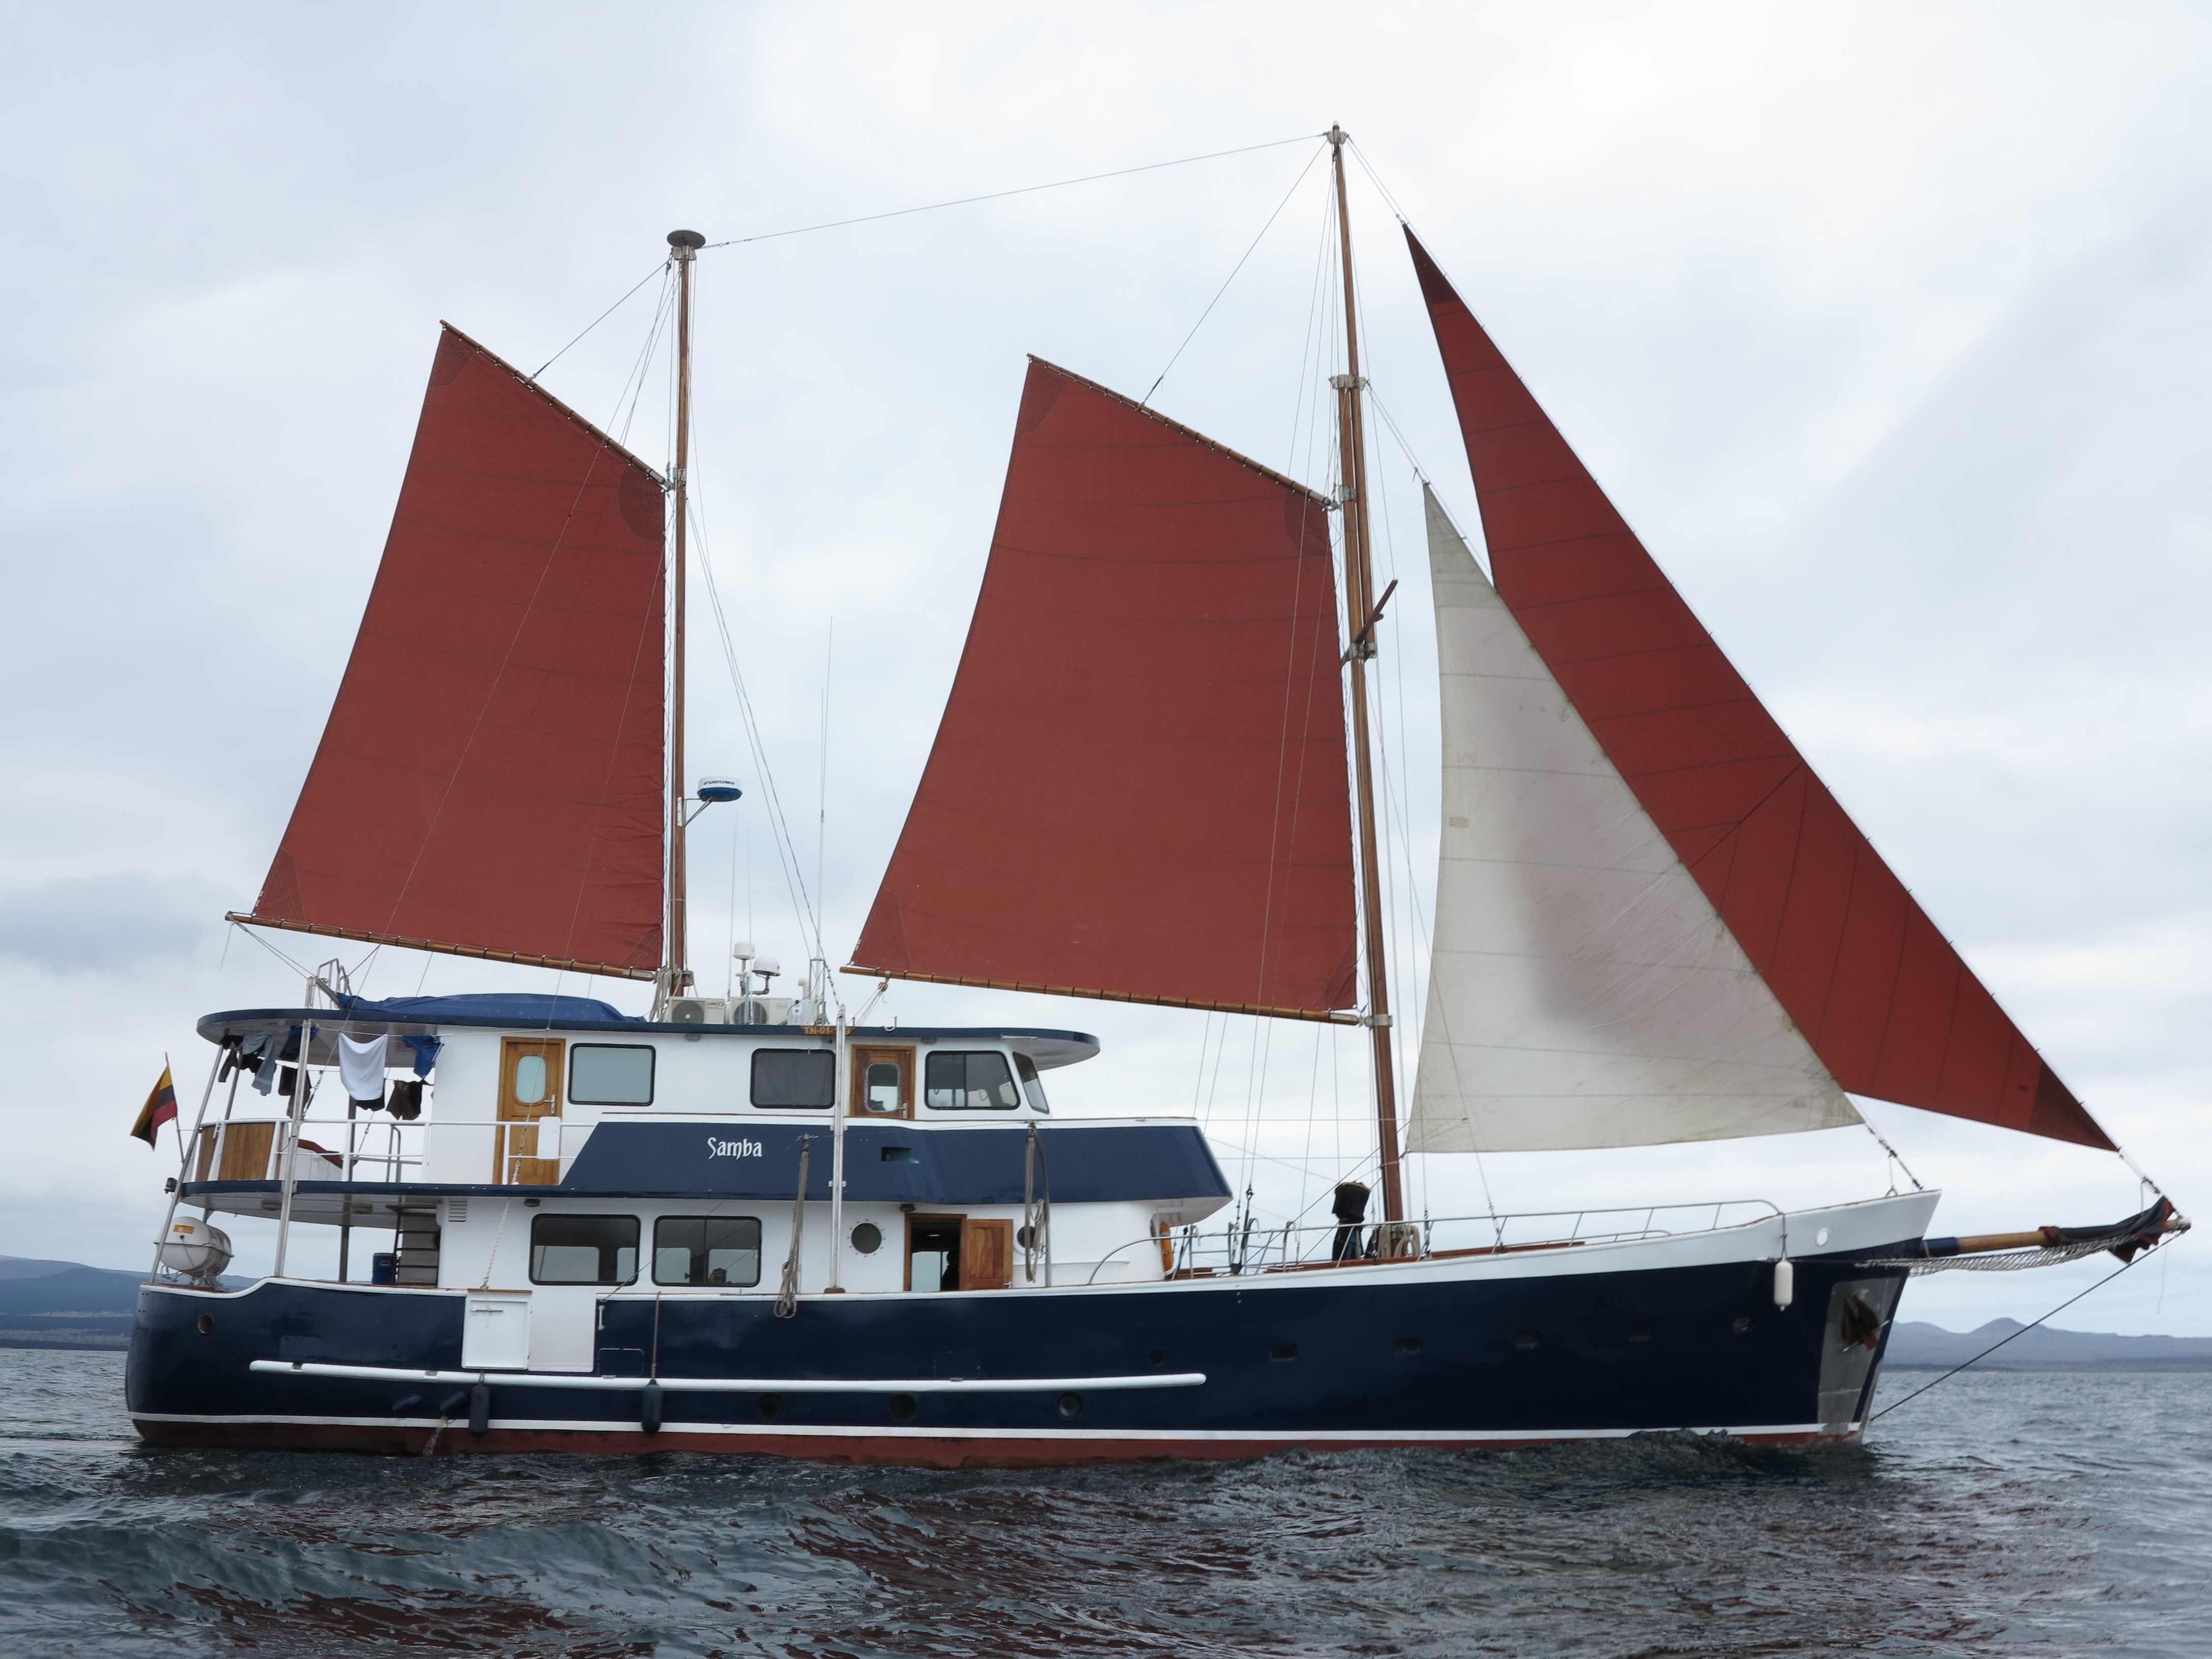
[497,1038,564,1184]
[961,1219,1012,1291]
[850,1046,913,1118]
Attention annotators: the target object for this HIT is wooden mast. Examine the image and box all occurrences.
[665,229,704,998]
[1326,127,1405,1225]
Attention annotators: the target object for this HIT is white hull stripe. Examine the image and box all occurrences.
[248,1360,1206,1393]
[134,1410,1861,1442]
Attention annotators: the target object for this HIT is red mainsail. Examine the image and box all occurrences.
[1406,230,2109,1148]
[246,325,667,979]
[850,358,1358,1019]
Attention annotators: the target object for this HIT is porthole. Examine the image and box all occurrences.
[1512,1331,1540,1350]
[1394,1336,1422,1357]
[850,1222,882,1255]
[1016,1224,1039,1249]
[195,1314,214,1335]
[1147,1348,1166,1367]
[1627,1327,1652,1344]
[1058,1392,1084,1420]
[757,1394,783,1420]
[889,1393,917,1423]
[1732,1315,1754,1334]
[1269,1343,1298,1362]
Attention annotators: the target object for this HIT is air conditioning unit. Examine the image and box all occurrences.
[734,995,794,1026]
[669,997,735,1026]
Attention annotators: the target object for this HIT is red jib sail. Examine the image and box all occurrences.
[850,358,1358,1019]
[246,325,667,979]
[1405,229,2110,1148]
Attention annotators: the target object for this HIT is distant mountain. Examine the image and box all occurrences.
[1885,1319,2212,1371]
[0,1252,248,1351]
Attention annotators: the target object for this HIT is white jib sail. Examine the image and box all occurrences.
[1408,486,1860,1152]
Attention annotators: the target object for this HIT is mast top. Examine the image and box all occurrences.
[1327,125,1348,147]
[667,228,705,256]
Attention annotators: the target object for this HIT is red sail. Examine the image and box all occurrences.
[850,358,1358,1019]
[247,325,667,979]
[1405,230,2110,1148]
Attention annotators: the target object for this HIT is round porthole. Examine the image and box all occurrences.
[1016,1224,1038,1250]
[757,1394,783,1420]
[850,1222,882,1255]
[1058,1393,1084,1420]
[1147,1348,1166,1367]
[1815,1227,1831,1247]
[889,1393,917,1423]
[195,1315,215,1335]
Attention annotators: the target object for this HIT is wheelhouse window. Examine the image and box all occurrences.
[1014,1053,1051,1114]
[751,1049,834,1109]
[654,1216,762,1287]
[569,1044,655,1106]
[529,1214,638,1285]
[925,1051,1021,1111]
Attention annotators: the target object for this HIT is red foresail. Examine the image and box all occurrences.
[1405,230,2110,1148]
[850,358,1358,1019]
[248,325,667,978]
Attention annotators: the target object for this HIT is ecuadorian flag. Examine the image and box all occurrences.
[131,1065,178,1147]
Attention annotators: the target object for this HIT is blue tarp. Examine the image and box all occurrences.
[334,993,644,1026]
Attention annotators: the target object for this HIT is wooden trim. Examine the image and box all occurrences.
[843,964,1360,1026]
[226,913,657,982]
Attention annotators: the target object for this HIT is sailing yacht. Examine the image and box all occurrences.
[127,132,2183,1461]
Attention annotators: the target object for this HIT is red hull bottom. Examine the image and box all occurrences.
[131,1417,1864,1466]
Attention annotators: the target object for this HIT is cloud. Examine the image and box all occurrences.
[0,874,222,976]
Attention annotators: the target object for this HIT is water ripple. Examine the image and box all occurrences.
[2,1351,2205,1656]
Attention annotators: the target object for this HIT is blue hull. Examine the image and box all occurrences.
[127,1239,1914,1463]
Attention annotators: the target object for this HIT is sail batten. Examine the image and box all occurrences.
[850,358,1358,1017]
[245,324,667,976]
[1407,229,2112,1150]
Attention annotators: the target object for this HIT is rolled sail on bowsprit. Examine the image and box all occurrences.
[850,359,1360,1022]
[242,326,669,980]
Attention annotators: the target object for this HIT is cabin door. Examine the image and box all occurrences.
[905,1215,1012,1291]
[850,1046,913,1118]
[497,1038,564,1185]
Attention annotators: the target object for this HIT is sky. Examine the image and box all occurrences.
[3,2,2206,1334]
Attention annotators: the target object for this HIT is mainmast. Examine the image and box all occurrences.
[1326,126,1405,1226]
[665,228,705,998]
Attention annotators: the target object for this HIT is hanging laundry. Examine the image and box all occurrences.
[399,1034,442,1078]
[387,1079,424,1121]
[337,1033,389,1105]
[242,1031,282,1095]
[276,1066,313,1104]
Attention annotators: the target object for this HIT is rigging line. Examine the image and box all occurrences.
[1871,1250,2154,1421]
[530,260,671,382]
[688,496,825,960]
[1345,139,1411,225]
[1142,141,1328,407]
[702,134,1322,250]
[669,300,826,968]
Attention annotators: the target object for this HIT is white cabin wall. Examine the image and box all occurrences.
[422,1032,500,1184]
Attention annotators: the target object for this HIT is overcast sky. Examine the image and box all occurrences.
[4,3,2206,1334]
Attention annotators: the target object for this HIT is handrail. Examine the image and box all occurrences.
[1084,1199,1788,1285]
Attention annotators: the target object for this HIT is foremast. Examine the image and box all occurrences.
[1326,126,1405,1226]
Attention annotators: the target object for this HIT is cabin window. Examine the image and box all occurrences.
[924,1051,1021,1111]
[512,1054,549,1106]
[751,1048,834,1109]
[653,1216,762,1287]
[528,1214,638,1285]
[569,1044,655,1106]
[1014,1053,1051,1114]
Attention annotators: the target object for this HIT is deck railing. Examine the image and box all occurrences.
[1086,1200,1787,1284]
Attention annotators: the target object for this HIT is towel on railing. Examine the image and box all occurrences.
[337,1033,389,1107]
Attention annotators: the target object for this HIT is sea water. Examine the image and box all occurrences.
[1,1349,2204,1656]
